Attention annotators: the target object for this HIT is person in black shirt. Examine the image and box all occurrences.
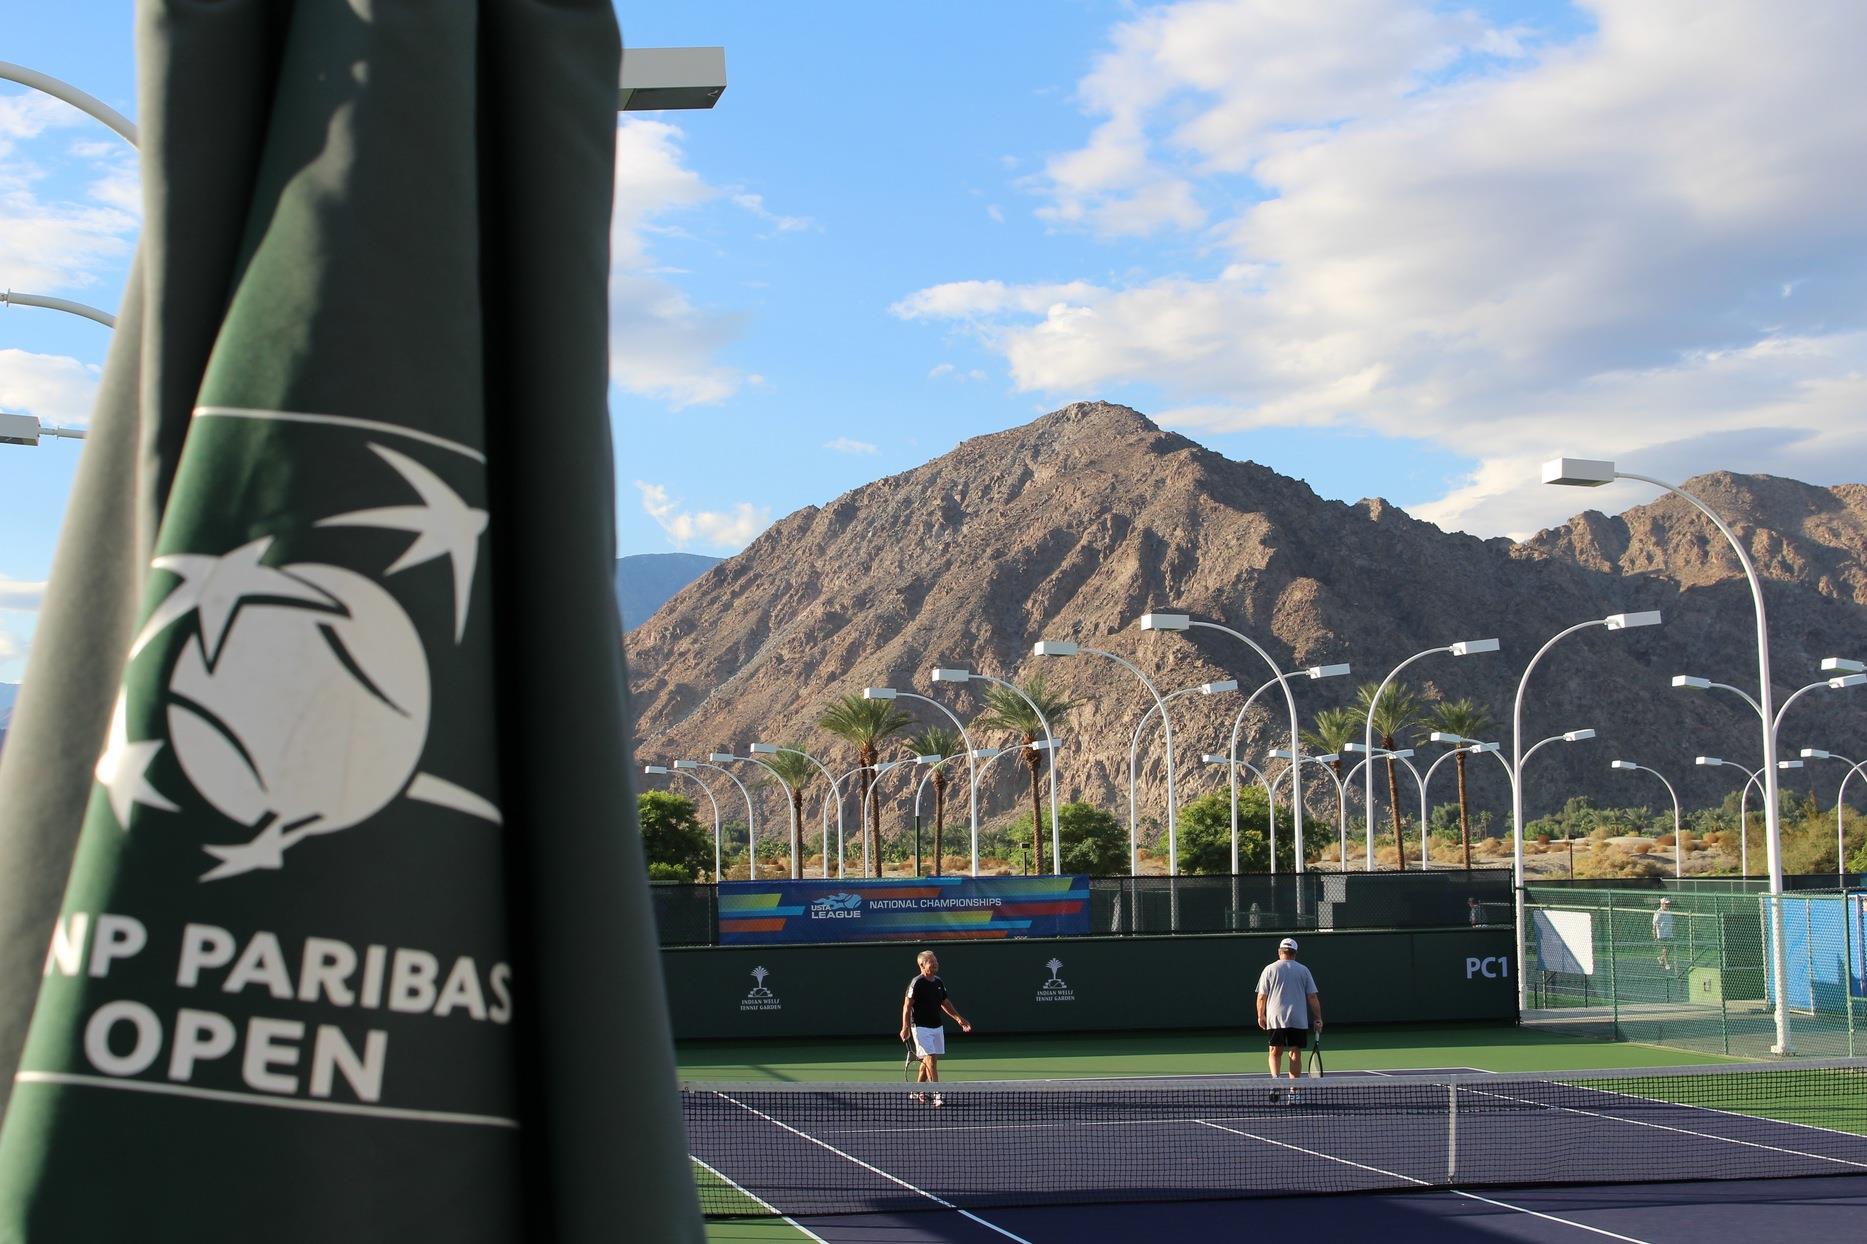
[900,949,971,1104]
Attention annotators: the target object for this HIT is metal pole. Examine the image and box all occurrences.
[1186,621,1308,875]
[0,61,139,145]
[898,691,981,874]
[1617,471,1790,1053]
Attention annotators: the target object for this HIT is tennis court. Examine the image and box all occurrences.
[686,1061,1867,1242]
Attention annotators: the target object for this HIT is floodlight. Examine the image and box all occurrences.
[1543,457,1616,487]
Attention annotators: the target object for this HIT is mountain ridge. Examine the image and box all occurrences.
[625,402,1867,842]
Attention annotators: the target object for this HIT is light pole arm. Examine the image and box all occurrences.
[1705,681,1765,723]
[897,690,980,850]
[0,62,138,145]
[1190,620,1307,875]
[3,290,117,329]
[975,672,1062,875]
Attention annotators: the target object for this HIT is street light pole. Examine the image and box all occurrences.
[1127,680,1237,875]
[710,752,799,878]
[866,687,980,872]
[643,763,721,881]
[1367,638,1503,874]
[1272,749,1345,868]
[1799,750,1864,884]
[930,667,1061,875]
[1138,614,1328,877]
[1547,457,1798,1050]
[678,759,754,879]
[1034,640,1175,873]
[0,62,138,145]
[751,743,842,880]
[1609,760,1683,878]
[1223,665,1351,875]
[1345,744,1425,867]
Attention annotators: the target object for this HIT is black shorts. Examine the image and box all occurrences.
[1267,1027,1309,1049]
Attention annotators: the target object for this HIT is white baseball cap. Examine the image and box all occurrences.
[1278,937,1299,951]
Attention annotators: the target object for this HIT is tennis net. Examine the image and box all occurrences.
[684,1061,1867,1218]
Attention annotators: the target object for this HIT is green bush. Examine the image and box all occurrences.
[1176,791,1278,874]
[636,790,712,881]
[1004,803,1129,875]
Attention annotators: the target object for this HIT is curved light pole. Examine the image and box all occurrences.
[1344,744,1424,868]
[912,752,971,875]
[2,289,116,331]
[678,759,755,879]
[644,763,721,881]
[1222,665,1351,876]
[1271,749,1344,869]
[866,686,980,871]
[1697,756,1806,877]
[843,756,937,878]
[1034,639,1178,873]
[750,743,843,880]
[1420,739,1501,870]
[1608,760,1683,878]
[1509,610,1657,1004]
[1202,753,1276,874]
[1369,637,1503,873]
[1800,749,1864,883]
[931,666,1061,875]
[710,751,800,878]
[1138,614,1326,876]
[1547,456,1807,1050]
[1127,680,1237,875]
[0,62,139,145]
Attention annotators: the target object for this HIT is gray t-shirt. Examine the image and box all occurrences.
[1255,958,1319,1029]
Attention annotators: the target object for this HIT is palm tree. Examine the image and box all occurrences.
[757,745,819,878]
[1423,698,1494,869]
[1355,681,1424,869]
[818,694,914,876]
[1303,706,1361,865]
[975,674,1078,874]
[902,726,962,874]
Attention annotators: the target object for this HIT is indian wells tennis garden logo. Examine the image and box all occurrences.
[16,409,517,1127]
[740,966,782,1012]
[93,439,502,876]
[1035,957,1074,1004]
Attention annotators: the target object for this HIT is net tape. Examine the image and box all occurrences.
[685,1060,1867,1218]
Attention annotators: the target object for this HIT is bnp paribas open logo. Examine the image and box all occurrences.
[91,430,502,881]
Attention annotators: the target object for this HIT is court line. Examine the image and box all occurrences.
[1554,1076,1867,1143]
[1192,1120,1651,1243]
[712,1091,1034,1244]
[693,1156,827,1242]
[1465,1085,1867,1171]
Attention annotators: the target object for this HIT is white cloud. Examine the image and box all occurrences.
[0,94,139,293]
[902,0,1867,535]
[633,480,772,551]
[0,349,102,427]
[731,192,813,233]
[0,578,46,611]
[823,436,877,455]
[609,119,772,408]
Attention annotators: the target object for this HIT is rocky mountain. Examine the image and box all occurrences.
[625,402,1867,848]
[615,552,720,630]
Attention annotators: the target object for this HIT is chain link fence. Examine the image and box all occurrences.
[651,867,1515,947]
[1525,881,1865,1058]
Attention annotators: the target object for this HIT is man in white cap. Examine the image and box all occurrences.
[1652,897,1676,970]
[1256,937,1322,1086]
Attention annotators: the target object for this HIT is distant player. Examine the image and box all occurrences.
[1653,897,1675,969]
[901,950,971,1105]
[1256,937,1322,1091]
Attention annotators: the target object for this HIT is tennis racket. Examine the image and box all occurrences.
[902,1035,917,1082]
[1307,1027,1324,1078]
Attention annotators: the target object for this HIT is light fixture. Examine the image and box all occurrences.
[1032,640,1079,656]
[1199,679,1239,695]
[1604,611,1662,630]
[930,667,971,683]
[1542,457,1616,487]
[863,687,898,700]
[1137,612,1191,631]
[1672,675,1713,690]
[1562,730,1596,742]
[1449,638,1501,656]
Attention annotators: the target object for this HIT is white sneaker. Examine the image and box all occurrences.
[931,1093,944,1108]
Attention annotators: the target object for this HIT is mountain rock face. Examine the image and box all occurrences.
[615,552,721,630]
[626,403,1867,844]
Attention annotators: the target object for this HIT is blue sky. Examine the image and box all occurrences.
[5,0,1866,683]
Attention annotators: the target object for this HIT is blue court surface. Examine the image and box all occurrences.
[687,1066,1867,1242]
